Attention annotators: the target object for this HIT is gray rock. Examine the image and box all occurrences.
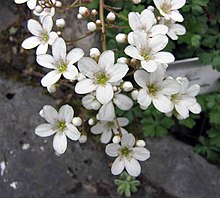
[0,77,220,198]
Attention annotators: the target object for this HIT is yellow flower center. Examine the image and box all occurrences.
[57,121,66,132]
[96,72,110,86]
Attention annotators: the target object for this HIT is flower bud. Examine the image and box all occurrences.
[107,12,116,21]
[122,81,133,92]
[87,22,97,32]
[136,140,146,147]
[117,57,128,64]
[56,18,65,28]
[55,1,62,7]
[35,5,43,13]
[91,9,98,16]
[132,0,141,4]
[88,118,95,126]
[47,84,56,93]
[72,117,82,126]
[89,48,100,59]
[131,90,139,100]
[57,31,62,36]
[147,6,155,11]
[79,6,89,16]
[116,33,127,43]
[96,20,101,25]
[113,86,118,92]
[113,135,121,144]
[77,14,83,19]
[79,134,87,143]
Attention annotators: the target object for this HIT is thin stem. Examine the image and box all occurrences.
[66,32,94,45]
[115,117,123,136]
[99,0,107,51]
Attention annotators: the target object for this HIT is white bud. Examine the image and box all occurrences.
[147,6,155,11]
[72,117,82,126]
[96,19,101,25]
[77,73,86,81]
[89,48,100,59]
[34,5,43,13]
[113,135,121,144]
[56,1,62,7]
[79,134,87,143]
[113,86,118,92]
[91,9,98,16]
[122,81,133,92]
[77,14,83,19]
[47,84,56,93]
[87,22,97,32]
[136,140,146,147]
[88,118,95,126]
[57,31,62,36]
[56,18,65,28]
[92,100,101,110]
[107,12,116,21]
[117,57,128,64]
[132,0,141,4]
[131,90,139,100]
[116,33,127,43]
[79,6,88,15]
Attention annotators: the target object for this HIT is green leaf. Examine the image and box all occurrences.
[179,117,196,129]
[191,34,201,47]
[212,55,220,70]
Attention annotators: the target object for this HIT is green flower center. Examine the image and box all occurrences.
[142,53,150,60]
[161,3,172,14]
[96,72,109,86]
[43,34,49,42]
[120,147,132,157]
[106,121,115,128]
[59,63,67,73]
[147,84,159,96]
[57,121,66,132]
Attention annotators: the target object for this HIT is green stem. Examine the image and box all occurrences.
[100,0,107,51]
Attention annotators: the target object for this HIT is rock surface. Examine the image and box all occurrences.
[0,77,220,198]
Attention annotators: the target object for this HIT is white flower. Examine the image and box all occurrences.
[128,9,168,44]
[160,19,186,40]
[91,117,129,144]
[14,0,37,10]
[125,31,174,72]
[33,7,56,23]
[22,16,58,55]
[134,66,180,113]
[82,94,102,110]
[75,50,129,104]
[105,133,150,177]
[37,37,84,87]
[153,0,186,22]
[35,105,81,154]
[169,77,201,119]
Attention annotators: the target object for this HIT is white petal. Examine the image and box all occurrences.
[188,103,201,114]
[118,117,129,127]
[140,9,155,32]
[96,83,113,104]
[59,104,74,123]
[171,0,186,10]
[65,123,80,140]
[132,147,150,161]
[114,94,133,110]
[125,158,141,177]
[106,143,121,157]
[91,123,106,134]
[121,133,135,148]
[124,45,143,60]
[42,105,59,124]
[148,35,168,53]
[152,52,175,63]
[134,70,150,88]
[37,54,55,69]
[141,60,158,72]
[128,12,142,31]
[161,79,180,95]
[127,32,134,45]
[42,15,53,33]
[98,50,115,71]
[101,130,112,144]
[171,24,186,35]
[35,123,56,137]
[53,132,67,154]
[149,24,168,37]
[170,11,184,22]
[41,70,61,87]
[167,30,178,40]
[67,48,84,65]
[52,37,66,61]
[108,63,129,83]
[149,65,165,84]
[98,102,115,121]
[75,79,97,94]
[78,57,99,78]
[14,0,28,4]
[63,65,78,80]
[48,32,58,45]
[153,0,164,10]
[27,0,37,10]
[21,36,41,49]
[186,84,200,96]
[133,31,148,51]
[153,94,173,113]
[175,102,189,119]
[36,43,48,55]
[27,19,42,36]
[82,94,95,110]
[137,89,152,108]
[111,157,125,175]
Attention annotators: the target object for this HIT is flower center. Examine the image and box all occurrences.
[57,121,66,132]
[142,53,151,60]
[120,147,132,157]
[147,84,159,96]
[59,63,67,73]
[96,72,109,86]
[161,3,172,14]
[43,34,49,42]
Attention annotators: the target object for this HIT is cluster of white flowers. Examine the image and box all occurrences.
[14,0,201,178]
